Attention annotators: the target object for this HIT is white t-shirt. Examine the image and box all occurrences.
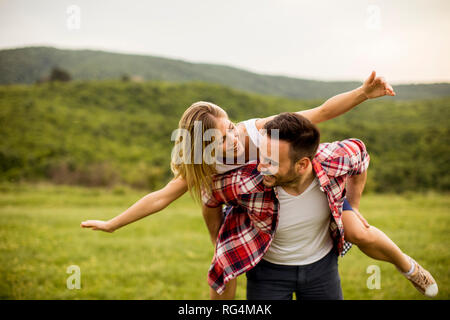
[263,178,333,265]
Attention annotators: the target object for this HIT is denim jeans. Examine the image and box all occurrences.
[246,247,343,300]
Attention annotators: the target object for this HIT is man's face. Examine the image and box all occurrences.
[257,135,300,188]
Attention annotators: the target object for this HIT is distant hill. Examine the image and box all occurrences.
[0,46,449,99]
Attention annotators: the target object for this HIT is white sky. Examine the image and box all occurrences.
[0,0,449,84]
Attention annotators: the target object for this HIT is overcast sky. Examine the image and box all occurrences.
[0,0,449,84]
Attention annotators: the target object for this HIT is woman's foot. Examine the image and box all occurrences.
[400,255,438,298]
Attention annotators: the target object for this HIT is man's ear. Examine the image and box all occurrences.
[295,157,310,174]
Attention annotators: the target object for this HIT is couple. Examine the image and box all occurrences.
[81,71,438,299]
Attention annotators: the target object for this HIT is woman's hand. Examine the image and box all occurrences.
[81,220,114,233]
[361,70,396,99]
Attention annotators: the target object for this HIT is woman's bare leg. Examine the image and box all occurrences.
[342,209,439,297]
[342,210,411,272]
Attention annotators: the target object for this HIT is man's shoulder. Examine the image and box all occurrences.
[314,139,369,178]
[315,139,366,162]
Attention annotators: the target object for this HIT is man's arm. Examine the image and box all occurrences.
[203,203,238,300]
[202,204,224,245]
[340,139,371,228]
[346,170,367,211]
[319,138,370,178]
[345,170,370,228]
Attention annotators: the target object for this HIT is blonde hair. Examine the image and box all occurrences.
[171,101,228,202]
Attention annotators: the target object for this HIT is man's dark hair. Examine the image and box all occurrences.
[264,112,320,163]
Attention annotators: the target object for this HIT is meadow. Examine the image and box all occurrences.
[1,49,448,302]
[0,182,448,300]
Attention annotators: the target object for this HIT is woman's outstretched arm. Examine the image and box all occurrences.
[298,71,395,124]
[80,177,188,232]
[257,71,395,128]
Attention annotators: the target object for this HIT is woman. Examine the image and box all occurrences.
[81,71,437,298]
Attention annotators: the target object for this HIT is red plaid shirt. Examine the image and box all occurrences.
[202,139,370,294]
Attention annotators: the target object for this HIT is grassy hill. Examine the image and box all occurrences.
[0,80,449,192]
[1,46,449,100]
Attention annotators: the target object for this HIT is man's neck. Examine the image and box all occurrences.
[280,165,316,197]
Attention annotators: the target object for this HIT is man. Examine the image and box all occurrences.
[203,112,438,299]
[202,112,369,299]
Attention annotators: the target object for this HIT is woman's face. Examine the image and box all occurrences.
[215,116,245,161]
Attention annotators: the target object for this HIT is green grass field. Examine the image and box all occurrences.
[0,183,448,300]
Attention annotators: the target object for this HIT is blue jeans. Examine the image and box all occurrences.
[246,248,343,300]
[343,198,354,211]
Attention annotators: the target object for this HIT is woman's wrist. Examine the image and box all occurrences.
[356,86,370,101]
[105,219,118,233]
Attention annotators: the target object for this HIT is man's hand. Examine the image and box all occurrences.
[81,220,114,233]
[351,208,370,228]
[361,71,396,99]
